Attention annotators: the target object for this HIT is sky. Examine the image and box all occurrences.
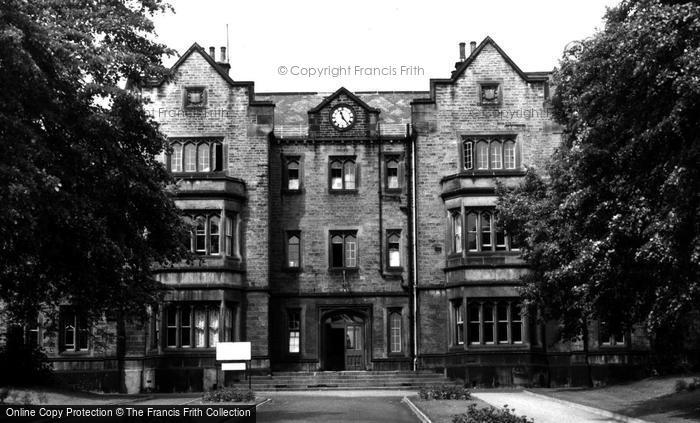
[152,0,621,93]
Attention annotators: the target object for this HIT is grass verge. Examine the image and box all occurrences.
[532,374,700,423]
[410,395,492,423]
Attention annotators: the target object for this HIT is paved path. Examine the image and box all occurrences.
[473,392,628,423]
[256,393,419,423]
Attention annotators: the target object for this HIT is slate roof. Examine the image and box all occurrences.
[256,91,426,137]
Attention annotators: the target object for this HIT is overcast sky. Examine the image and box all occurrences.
[152,0,620,93]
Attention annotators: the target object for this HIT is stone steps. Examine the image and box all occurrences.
[230,370,454,391]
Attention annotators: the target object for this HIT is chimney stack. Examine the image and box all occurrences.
[459,42,466,62]
[216,46,231,74]
[209,46,215,58]
[470,41,477,53]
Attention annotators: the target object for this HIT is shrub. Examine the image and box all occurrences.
[418,384,470,400]
[452,404,533,423]
[202,388,255,403]
[674,378,700,393]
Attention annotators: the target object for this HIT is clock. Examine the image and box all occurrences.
[330,105,356,130]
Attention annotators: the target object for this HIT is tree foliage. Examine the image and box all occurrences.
[497,0,700,344]
[0,0,190,325]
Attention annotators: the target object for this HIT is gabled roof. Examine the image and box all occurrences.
[412,36,551,105]
[142,43,234,87]
[307,86,381,114]
[142,43,273,107]
[452,36,549,83]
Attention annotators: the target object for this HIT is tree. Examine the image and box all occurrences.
[497,0,700,356]
[0,0,190,327]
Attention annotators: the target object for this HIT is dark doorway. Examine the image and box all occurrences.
[322,311,366,371]
[325,326,345,371]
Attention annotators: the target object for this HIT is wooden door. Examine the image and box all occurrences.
[344,324,364,370]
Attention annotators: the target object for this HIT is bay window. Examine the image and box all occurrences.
[462,136,517,171]
[164,304,233,349]
[186,212,237,256]
[455,209,519,253]
[168,138,223,173]
[467,300,524,346]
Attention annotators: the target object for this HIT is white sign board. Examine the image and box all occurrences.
[222,362,246,371]
[216,342,251,361]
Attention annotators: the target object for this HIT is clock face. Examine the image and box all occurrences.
[330,105,355,130]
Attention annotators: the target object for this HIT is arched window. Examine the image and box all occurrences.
[490,141,502,169]
[209,216,220,255]
[476,141,489,170]
[466,212,478,251]
[343,161,356,189]
[287,234,300,268]
[480,212,492,250]
[452,300,464,345]
[463,141,473,170]
[288,310,301,353]
[483,303,494,344]
[198,143,210,172]
[171,143,182,172]
[331,234,344,268]
[225,216,233,256]
[330,161,343,190]
[287,160,300,190]
[504,141,516,169]
[386,159,399,189]
[182,216,194,251]
[387,232,400,268]
[389,312,402,353]
[184,144,197,172]
[330,158,357,190]
[451,210,463,253]
[208,309,219,347]
[344,234,357,267]
[194,217,206,254]
[194,309,206,347]
[330,232,358,268]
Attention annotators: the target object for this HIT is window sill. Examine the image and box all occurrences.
[329,189,358,194]
[464,343,528,350]
[282,189,304,195]
[283,267,302,273]
[163,347,216,351]
[477,101,502,107]
[598,344,628,350]
[386,267,404,273]
[59,350,91,355]
[387,352,405,357]
[172,171,227,178]
[329,267,358,273]
[383,188,402,194]
[440,170,526,184]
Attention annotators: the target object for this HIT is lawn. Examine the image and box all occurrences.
[0,387,143,405]
[411,396,492,423]
[533,374,700,423]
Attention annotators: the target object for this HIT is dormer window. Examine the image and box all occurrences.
[184,87,206,108]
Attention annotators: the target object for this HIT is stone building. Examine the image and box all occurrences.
[5,37,651,392]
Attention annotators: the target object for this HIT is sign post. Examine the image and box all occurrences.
[216,342,252,390]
